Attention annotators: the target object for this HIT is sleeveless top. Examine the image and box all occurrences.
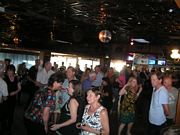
[81,105,104,135]
[4,75,18,94]
[4,75,19,102]
[58,96,85,135]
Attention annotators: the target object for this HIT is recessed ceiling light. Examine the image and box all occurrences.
[168,9,173,13]
[131,38,150,44]
[128,17,133,20]
[104,3,109,6]
[105,55,109,58]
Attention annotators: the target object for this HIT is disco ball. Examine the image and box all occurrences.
[98,30,112,43]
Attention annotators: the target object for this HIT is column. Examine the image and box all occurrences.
[39,51,51,65]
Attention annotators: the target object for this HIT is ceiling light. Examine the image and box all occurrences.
[13,36,20,44]
[128,17,133,20]
[170,49,180,59]
[105,55,109,59]
[131,38,150,44]
[168,9,173,13]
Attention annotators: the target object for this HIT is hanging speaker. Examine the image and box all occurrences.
[175,0,180,8]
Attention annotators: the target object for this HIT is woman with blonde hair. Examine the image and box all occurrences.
[118,77,142,135]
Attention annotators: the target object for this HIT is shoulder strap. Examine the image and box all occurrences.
[97,106,105,113]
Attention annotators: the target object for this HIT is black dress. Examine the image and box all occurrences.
[58,96,85,135]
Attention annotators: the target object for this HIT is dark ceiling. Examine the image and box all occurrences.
[0,0,180,56]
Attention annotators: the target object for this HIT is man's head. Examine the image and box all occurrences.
[0,61,5,77]
[44,61,52,71]
[66,66,76,80]
[89,71,96,81]
[48,72,65,89]
[4,58,11,65]
[35,59,40,67]
[151,71,163,89]
[94,65,101,73]
[163,76,172,91]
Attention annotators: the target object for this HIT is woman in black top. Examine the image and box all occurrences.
[51,80,85,135]
[3,65,21,133]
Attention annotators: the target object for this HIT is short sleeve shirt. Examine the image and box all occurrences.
[167,87,179,119]
[36,68,54,85]
[24,87,56,124]
[149,86,168,125]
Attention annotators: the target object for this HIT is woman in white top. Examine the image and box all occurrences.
[78,87,109,135]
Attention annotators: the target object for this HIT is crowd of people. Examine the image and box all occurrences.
[0,58,179,135]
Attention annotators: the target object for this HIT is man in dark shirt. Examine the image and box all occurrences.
[25,59,40,108]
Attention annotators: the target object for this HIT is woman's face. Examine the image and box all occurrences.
[86,69,91,74]
[66,68,75,80]
[102,80,107,86]
[86,90,99,104]
[68,82,74,96]
[130,79,137,88]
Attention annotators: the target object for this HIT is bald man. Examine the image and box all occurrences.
[163,76,179,125]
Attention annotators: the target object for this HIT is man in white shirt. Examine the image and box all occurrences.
[36,60,54,87]
[148,71,170,135]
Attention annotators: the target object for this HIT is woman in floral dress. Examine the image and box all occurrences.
[118,77,142,135]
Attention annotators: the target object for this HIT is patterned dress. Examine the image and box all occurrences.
[81,105,104,135]
[119,88,137,124]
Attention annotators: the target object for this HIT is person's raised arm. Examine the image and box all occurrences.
[119,84,128,96]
